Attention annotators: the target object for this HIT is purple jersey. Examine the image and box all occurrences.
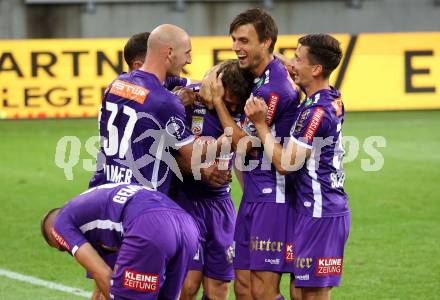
[240,58,300,203]
[52,183,184,258]
[290,88,349,217]
[164,76,190,91]
[89,70,194,194]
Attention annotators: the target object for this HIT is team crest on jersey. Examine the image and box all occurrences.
[191,116,204,136]
[293,108,310,135]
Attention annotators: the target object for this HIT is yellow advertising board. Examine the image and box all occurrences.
[0,33,438,119]
[341,32,440,111]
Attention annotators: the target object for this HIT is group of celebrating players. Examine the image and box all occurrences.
[41,7,350,300]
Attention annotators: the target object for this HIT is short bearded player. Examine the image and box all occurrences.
[245,34,350,300]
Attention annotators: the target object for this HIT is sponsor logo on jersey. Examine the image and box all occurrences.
[109,80,149,104]
[304,98,313,107]
[265,258,280,265]
[266,92,280,125]
[123,269,159,292]
[295,257,313,269]
[193,248,200,261]
[295,274,310,281]
[285,243,295,262]
[250,236,284,253]
[316,257,343,276]
[304,107,325,142]
[226,243,235,264]
[51,228,71,252]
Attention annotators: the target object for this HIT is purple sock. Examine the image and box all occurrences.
[275,296,285,300]
[201,295,212,300]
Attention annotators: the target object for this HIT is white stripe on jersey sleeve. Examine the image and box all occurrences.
[71,245,79,256]
[175,135,195,148]
[290,136,313,150]
[271,124,286,204]
[275,172,286,204]
[306,148,323,218]
[79,220,123,234]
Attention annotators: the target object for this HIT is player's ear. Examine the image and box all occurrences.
[312,64,324,77]
[131,60,143,70]
[263,38,272,51]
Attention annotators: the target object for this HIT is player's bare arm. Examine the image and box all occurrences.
[245,97,309,175]
[176,142,232,187]
[74,243,113,300]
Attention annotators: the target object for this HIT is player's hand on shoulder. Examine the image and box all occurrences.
[174,87,197,108]
[245,96,268,125]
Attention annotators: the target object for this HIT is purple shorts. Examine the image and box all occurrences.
[293,213,350,288]
[110,209,199,300]
[173,192,236,281]
[233,201,296,273]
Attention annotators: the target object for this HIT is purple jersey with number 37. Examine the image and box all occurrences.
[89,70,194,194]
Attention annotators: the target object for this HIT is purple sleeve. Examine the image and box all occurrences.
[290,106,330,149]
[164,76,189,91]
[53,214,88,256]
[157,94,195,147]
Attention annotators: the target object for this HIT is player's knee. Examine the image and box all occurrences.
[250,282,266,299]
[302,287,331,300]
[234,276,251,298]
[180,278,201,299]
[205,281,229,299]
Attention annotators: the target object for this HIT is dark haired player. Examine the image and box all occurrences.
[175,59,253,300]
[245,34,350,300]
[209,8,300,300]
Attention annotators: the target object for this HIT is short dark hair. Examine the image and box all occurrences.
[217,59,253,106]
[298,34,343,79]
[123,32,150,69]
[40,207,60,245]
[229,8,278,53]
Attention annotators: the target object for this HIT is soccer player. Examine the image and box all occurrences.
[88,24,231,192]
[209,8,300,300]
[174,59,253,300]
[244,34,350,300]
[123,31,192,92]
[41,183,199,300]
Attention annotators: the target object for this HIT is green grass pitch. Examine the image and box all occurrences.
[0,110,439,299]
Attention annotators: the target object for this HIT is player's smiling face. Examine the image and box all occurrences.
[168,36,192,77]
[292,44,315,88]
[231,24,267,75]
